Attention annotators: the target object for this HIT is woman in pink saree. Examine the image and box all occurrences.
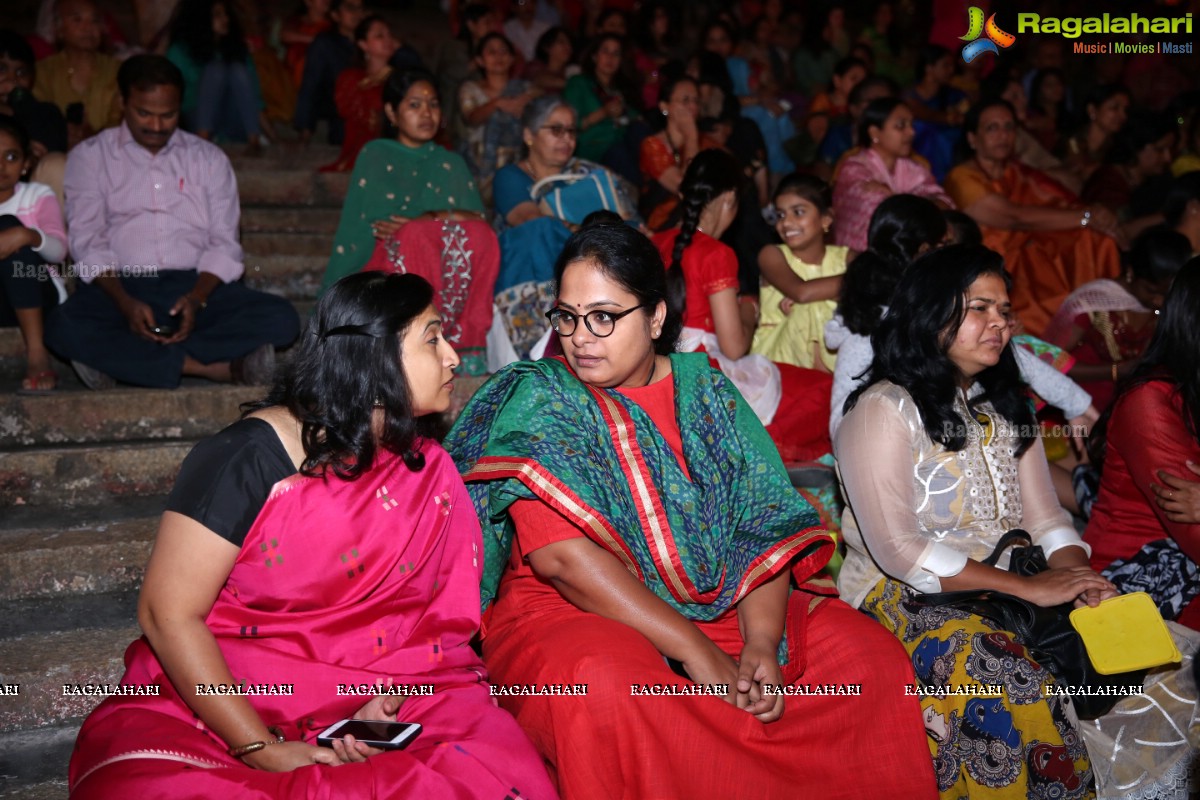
[68,273,556,799]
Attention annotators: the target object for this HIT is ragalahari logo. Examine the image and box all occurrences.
[961,7,1016,62]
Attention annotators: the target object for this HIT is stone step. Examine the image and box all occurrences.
[0,726,74,797]
[0,778,69,799]
[0,590,140,640]
[0,440,194,509]
[240,206,340,235]
[0,625,140,732]
[0,375,489,506]
[237,169,349,208]
[243,254,326,301]
[1,384,256,447]
[225,142,341,172]
[242,231,333,259]
[0,516,156,603]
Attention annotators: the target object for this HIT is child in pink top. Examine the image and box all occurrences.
[0,116,67,393]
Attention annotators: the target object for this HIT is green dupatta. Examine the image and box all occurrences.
[445,353,835,620]
[321,139,484,291]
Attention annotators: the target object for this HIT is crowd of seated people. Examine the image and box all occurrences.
[1,3,1199,797]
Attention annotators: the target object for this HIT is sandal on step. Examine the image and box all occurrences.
[18,369,58,395]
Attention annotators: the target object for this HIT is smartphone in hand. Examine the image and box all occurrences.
[315,720,422,751]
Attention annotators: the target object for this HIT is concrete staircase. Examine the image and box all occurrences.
[0,143,483,798]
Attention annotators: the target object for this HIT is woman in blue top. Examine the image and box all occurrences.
[491,94,640,363]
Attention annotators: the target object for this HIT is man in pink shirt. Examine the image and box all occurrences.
[44,55,298,389]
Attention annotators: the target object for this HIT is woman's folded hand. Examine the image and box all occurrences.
[736,640,786,723]
[681,641,741,708]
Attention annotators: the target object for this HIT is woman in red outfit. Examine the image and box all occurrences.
[1084,257,1200,629]
[653,149,834,462]
[446,219,937,800]
[321,15,398,173]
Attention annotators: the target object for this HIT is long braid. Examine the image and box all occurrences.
[667,188,706,324]
[668,149,743,330]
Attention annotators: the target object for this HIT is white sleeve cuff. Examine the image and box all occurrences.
[904,543,970,593]
[1036,527,1091,559]
[29,227,47,251]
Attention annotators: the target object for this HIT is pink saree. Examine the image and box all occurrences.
[68,442,556,799]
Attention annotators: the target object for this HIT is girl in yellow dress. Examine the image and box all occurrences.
[751,174,853,371]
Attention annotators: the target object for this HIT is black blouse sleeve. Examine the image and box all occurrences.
[165,418,297,548]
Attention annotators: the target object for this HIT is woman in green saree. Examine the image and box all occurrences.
[322,68,499,375]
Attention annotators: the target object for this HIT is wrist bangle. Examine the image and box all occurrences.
[228,727,285,758]
[1111,363,1119,382]
[1080,209,1091,228]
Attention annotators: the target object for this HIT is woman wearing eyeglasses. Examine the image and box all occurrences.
[491,95,641,363]
[445,220,938,800]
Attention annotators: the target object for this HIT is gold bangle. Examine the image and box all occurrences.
[228,727,285,758]
[1111,363,1119,382]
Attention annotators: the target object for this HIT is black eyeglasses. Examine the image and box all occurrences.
[545,304,650,337]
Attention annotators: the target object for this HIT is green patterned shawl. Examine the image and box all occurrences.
[444,353,834,619]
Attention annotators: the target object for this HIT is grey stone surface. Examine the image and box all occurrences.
[0,441,195,509]
[0,626,140,732]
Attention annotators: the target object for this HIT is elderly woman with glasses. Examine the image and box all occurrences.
[490,94,640,363]
[445,219,938,800]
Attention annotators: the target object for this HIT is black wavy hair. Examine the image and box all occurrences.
[0,29,35,67]
[1028,68,1069,133]
[1128,227,1192,284]
[1163,172,1200,228]
[846,245,1037,456]
[456,3,492,45]
[838,194,946,337]
[533,26,571,65]
[857,96,905,148]
[772,171,831,212]
[915,44,951,83]
[635,0,680,53]
[242,272,440,479]
[832,56,867,81]
[552,219,682,356]
[1104,112,1175,167]
[1082,82,1131,121]
[0,114,31,158]
[116,54,186,100]
[474,30,515,60]
[170,0,248,64]
[848,75,899,108]
[1089,257,1200,469]
[668,149,743,326]
[943,209,982,247]
[350,14,387,67]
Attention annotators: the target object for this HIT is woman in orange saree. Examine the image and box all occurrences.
[945,99,1121,338]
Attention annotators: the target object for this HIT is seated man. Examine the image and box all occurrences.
[45,55,299,389]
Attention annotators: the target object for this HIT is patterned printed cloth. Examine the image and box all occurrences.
[864,577,1095,800]
[445,353,836,632]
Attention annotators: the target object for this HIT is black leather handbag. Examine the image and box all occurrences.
[905,529,1145,720]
